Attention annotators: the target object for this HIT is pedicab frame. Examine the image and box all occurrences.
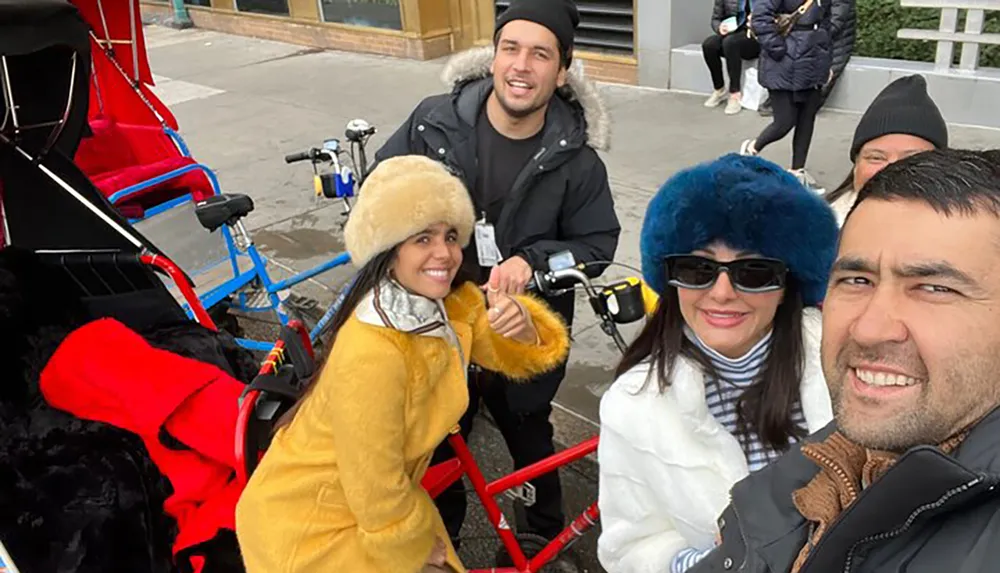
[67,0,358,352]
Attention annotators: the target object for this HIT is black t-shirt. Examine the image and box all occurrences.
[474,105,544,225]
[464,106,544,281]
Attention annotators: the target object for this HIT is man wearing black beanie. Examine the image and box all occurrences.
[825,74,949,224]
[495,0,580,66]
[374,0,620,561]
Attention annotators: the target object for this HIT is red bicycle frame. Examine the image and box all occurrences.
[443,431,600,573]
[140,253,217,330]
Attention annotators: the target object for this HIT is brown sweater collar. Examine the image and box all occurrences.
[788,429,970,573]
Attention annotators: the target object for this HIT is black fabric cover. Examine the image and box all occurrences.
[0,0,89,55]
[0,146,162,253]
[0,248,253,573]
[0,0,91,157]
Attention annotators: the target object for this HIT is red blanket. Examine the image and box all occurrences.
[40,318,245,571]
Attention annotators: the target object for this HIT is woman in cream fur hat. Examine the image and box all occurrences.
[235,155,570,573]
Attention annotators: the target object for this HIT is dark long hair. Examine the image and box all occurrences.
[615,279,807,450]
[274,248,398,430]
[823,172,854,205]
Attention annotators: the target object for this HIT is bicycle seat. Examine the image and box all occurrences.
[195,194,255,232]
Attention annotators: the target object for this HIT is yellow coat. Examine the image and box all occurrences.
[235,282,570,573]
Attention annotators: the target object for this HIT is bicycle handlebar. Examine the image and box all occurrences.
[528,263,647,354]
[528,267,598,298]
[284,150,314,164]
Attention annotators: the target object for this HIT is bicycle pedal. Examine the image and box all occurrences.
[505,482,537,507]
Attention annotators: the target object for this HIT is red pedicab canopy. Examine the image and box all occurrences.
[72,0,179,129]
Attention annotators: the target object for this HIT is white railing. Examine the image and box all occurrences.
[897,0,1000,71]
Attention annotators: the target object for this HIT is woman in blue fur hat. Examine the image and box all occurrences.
[597,153,839,573]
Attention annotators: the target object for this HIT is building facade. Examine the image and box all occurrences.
[142,0,644,85]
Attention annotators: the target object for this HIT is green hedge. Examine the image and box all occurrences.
[856,0,1000,69]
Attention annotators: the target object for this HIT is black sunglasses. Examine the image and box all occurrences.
[664,254,788,293]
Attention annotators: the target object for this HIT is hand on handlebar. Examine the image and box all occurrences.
[485,267,538,343]
[481,256,533,295]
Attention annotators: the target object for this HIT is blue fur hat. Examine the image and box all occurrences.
[640,154,839,306]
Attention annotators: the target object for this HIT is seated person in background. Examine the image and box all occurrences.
[689,149,1000,573]
[703,0,760,115]
[597,154,840,573]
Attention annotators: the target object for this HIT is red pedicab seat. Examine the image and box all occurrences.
[75,115,214,215]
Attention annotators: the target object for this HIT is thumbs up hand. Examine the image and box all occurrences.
[486,266,537,344]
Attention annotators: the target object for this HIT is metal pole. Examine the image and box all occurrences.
[168,0,194,29]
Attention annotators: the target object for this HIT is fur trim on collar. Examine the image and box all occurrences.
[440,46,611,151]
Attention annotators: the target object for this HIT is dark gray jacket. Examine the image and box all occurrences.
[691,407,1000,573]
[711,0,750,32]
[821,0,856,102]
[752,0,832,91]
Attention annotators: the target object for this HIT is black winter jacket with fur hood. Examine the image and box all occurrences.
[374,46,620,285]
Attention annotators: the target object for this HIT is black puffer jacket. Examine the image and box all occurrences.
[374,47,620,412]
[711,0,750,32]
[752,0,833,91]
[822,0,856,100]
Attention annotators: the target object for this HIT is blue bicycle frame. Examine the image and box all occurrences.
[106,129,355,351]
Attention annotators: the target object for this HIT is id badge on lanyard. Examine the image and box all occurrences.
[475,213,503,267]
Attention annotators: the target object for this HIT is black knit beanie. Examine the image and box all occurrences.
[495,0,580,67]
[850,75,949,161]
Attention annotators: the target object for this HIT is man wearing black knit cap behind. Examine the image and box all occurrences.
[374,0,621,554]
[825,74,949,224]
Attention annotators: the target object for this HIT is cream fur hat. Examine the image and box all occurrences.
[343,155,476,267]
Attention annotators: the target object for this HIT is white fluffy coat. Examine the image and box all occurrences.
[596,307,832,573]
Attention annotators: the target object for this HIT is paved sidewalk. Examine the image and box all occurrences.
[142,24,1000,572]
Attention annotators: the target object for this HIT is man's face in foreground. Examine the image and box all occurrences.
[822,198,1000,451]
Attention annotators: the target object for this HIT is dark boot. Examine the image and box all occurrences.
[758,94,773,117]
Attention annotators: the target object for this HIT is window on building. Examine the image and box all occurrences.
[494,0,635,56]
[320,0,402,30]
[184,0,212,5]
[237,0,290,16]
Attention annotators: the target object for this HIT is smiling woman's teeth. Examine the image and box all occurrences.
[424,270,448,279]
[855,368,918,387]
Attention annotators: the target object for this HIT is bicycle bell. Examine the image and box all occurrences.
[345,119,375,143]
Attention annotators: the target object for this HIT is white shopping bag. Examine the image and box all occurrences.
[741,67,766,111]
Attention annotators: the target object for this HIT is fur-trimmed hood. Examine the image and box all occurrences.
[440,46,611,151]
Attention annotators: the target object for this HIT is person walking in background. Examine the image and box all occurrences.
[739,0,832,191]
[760,0,854,116]
[824,75,948,224]
[703,0,760,115]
